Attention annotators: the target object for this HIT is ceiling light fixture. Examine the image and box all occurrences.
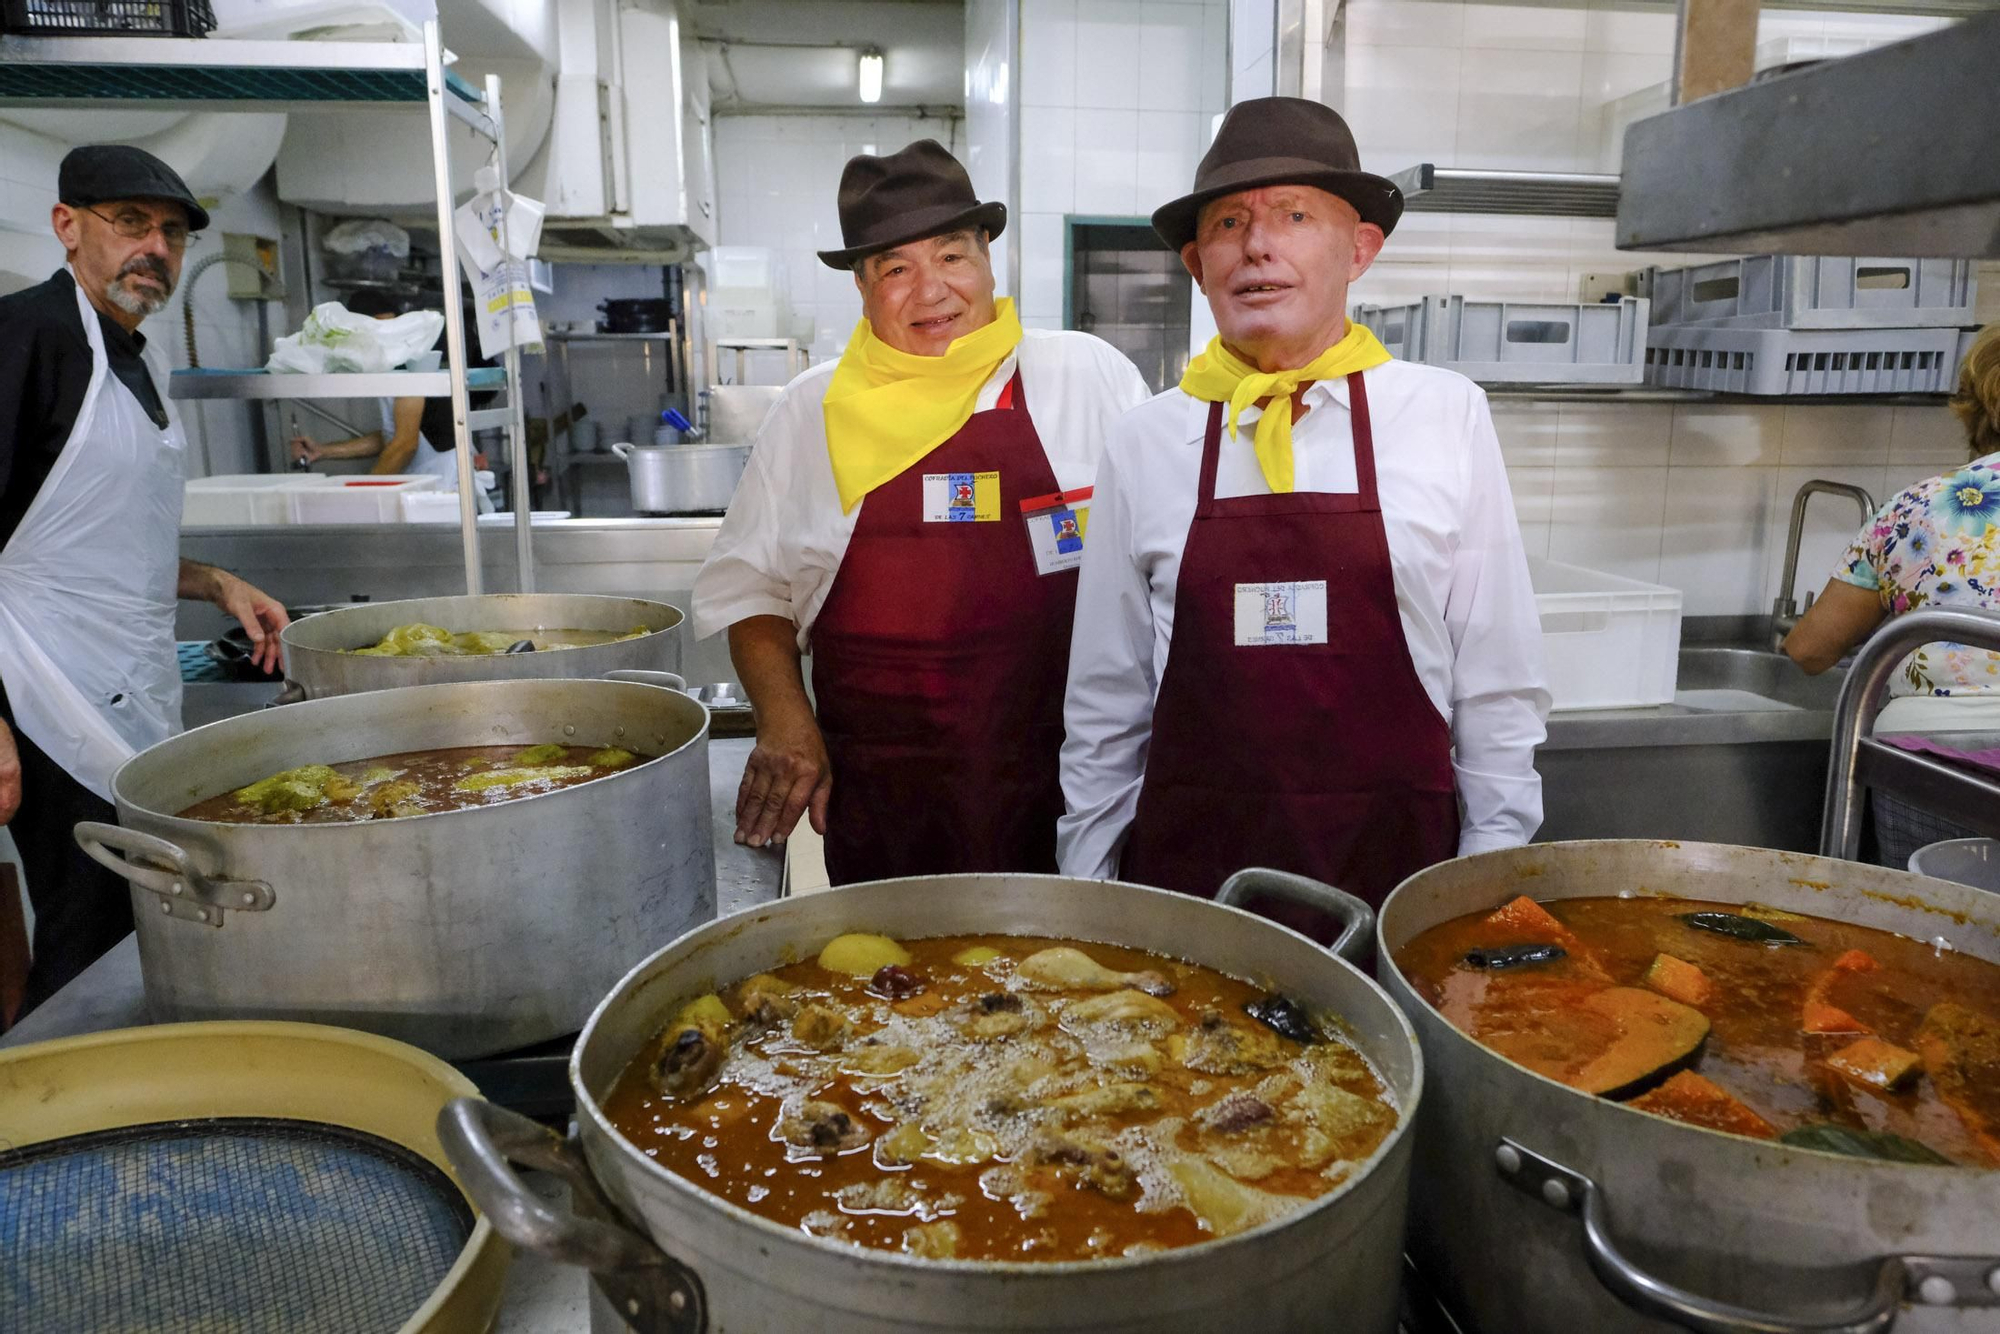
[858,47,884,104]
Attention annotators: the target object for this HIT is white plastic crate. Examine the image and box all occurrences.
[1353,296,1648,384]
[288,475,441,525]
[183,475,329,527]
[1644,325,1964,395]
[1529,557,1683,711]
[1642,256,1977,331]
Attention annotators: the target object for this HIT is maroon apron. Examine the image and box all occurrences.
[811,373,1075,885]
[1120,372,1459,917]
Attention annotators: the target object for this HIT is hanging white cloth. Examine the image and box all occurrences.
[0,273,187,800]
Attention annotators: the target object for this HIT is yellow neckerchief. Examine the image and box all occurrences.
[1179,322,1392,493]
[822,298,1025,513]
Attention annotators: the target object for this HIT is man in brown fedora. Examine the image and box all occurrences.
[1058,98,1549,917]
[692,139,1147,883]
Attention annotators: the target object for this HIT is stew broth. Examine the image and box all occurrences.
[179,743,643,824]
[342,623,650,656]
[1396,895,2000,1166]
[603,934,1400,1262]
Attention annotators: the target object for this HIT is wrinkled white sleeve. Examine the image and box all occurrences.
[689,430,794,640]
[1057,437,1157,879]
[1446,390,1552,854]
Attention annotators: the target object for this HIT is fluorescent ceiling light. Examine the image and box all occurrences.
[858,48,884,103]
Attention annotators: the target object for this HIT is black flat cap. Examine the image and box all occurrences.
[1150,97,1401,250]
[817,139,1006,270]
[59,143,209,232]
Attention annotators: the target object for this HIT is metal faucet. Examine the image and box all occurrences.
[1771,479,1878,650]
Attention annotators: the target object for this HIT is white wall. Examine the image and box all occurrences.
[1014,0,1230,331]
[711,112,966,363]
[964,0,1016,299]
[1333,0,1973,620]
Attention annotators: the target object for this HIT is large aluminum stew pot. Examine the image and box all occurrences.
[438,870,1422,1334]
[74,674,716,1060]
[279,593,685,701]
[1377,840,2000,1334]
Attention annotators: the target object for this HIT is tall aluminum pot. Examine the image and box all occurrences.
[279,593,685,701]
[1377,840,2000,1334]
[439,871,1423,1334]
[612,441,750,514]
[74,675,716,1060]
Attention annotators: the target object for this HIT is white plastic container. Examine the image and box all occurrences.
[1353,296,1648,384]
[1642,256,1978,331]
[183,475,329,527]
[1529,556,1683,711]
[288,475,441,525]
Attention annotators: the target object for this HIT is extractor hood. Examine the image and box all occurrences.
[1616,10,2000,258]
[1388,165,1619,220]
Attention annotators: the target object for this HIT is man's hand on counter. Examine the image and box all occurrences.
[178,560,292,674]
[0,719,20,825]
[736,702,831,849]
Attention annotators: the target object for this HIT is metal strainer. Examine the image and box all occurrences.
[2,1116,473,1334]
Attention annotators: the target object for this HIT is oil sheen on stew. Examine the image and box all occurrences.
[1395,895,2000,1167]
[602,934,1400,1262]
[178,743,644,824]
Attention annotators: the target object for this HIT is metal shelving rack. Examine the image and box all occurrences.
[0,21,531,595]
[1820,608,2000,859]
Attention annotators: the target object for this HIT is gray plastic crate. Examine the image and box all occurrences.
[1642,256,1978,331]
[1643,325,1964,395]
[1353,296,1647,384]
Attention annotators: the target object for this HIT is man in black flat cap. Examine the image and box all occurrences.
[1060,98,1549,921]
[692,138,1147,883]
[0,143,288,1014]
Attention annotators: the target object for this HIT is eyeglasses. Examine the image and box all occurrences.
[81,204,197,253]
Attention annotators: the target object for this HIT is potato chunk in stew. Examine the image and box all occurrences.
[603,935,1401,1262]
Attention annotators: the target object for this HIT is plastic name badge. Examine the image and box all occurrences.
[1019,486,1092,576]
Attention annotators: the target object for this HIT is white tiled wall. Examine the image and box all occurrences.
[1014,0,1229,331]
[712,113,967,361]
[0,122,71,293]
[1336,0,1974,620]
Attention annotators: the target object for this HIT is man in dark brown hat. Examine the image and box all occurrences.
[692,139,1147,883]
[0,143,287,1013]
[1058,97,1549,921]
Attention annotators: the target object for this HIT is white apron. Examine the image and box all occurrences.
[0,273,187,800]
[380,397,494,513]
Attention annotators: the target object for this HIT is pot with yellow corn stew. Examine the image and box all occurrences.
[1377,840,2000,1334]
[438,870,1424,1333]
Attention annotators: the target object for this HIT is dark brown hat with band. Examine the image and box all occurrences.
[817,139,1007,270]
[1150,97,1401,250]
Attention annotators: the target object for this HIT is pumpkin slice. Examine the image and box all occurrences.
[1642,953,1714,1007]
[1627,1071,1776,1140]
[1486,986,1709,1099]
[1802,949,1879,1035]
[1824,1036,1923,1092]
[1916,1002,2000,1165]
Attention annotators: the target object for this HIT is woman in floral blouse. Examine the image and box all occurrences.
[1785,324,2000,864]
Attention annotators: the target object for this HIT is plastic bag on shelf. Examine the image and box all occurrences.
[267,303,446,374]
[322,218,412,258]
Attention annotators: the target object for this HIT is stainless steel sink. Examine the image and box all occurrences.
[1538,643,1849,853]
[1675,646,1846,711]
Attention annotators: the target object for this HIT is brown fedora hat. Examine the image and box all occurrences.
[817,139,1007,270]
[1150,97,1402,250]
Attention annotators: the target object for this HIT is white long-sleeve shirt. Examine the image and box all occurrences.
[1057,358,1551,879]
[691,329,1151,646]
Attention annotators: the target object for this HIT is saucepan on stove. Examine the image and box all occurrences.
[1377,839,2000,1334]
[439,870,1424,1333]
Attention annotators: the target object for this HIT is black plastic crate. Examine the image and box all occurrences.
[2,0,216,38]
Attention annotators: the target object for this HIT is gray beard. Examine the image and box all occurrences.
[104,273,170,317]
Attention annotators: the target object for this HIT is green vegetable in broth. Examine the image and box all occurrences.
[1780,1124,1953,1165]
[234,765,346,814]
[514,744,569,766]
[1678,912,1807,946]
[588,747,639,769]
[454,765,595,794]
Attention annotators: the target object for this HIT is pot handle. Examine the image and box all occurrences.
[438,1098,708,1334]
[73,821,274,927]
[603,668,690,694]
[1215,867,1374,966]
[612,441,634,459]
[266,680,307,708]
[1495,1137,1999,1333]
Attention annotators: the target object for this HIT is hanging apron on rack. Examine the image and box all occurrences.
[1120,372,1460,916]
[810,373,1078,885]
[379,397,494,512]
[0,274,187,801]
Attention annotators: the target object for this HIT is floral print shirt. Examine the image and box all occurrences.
[1834,451,2000,697]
